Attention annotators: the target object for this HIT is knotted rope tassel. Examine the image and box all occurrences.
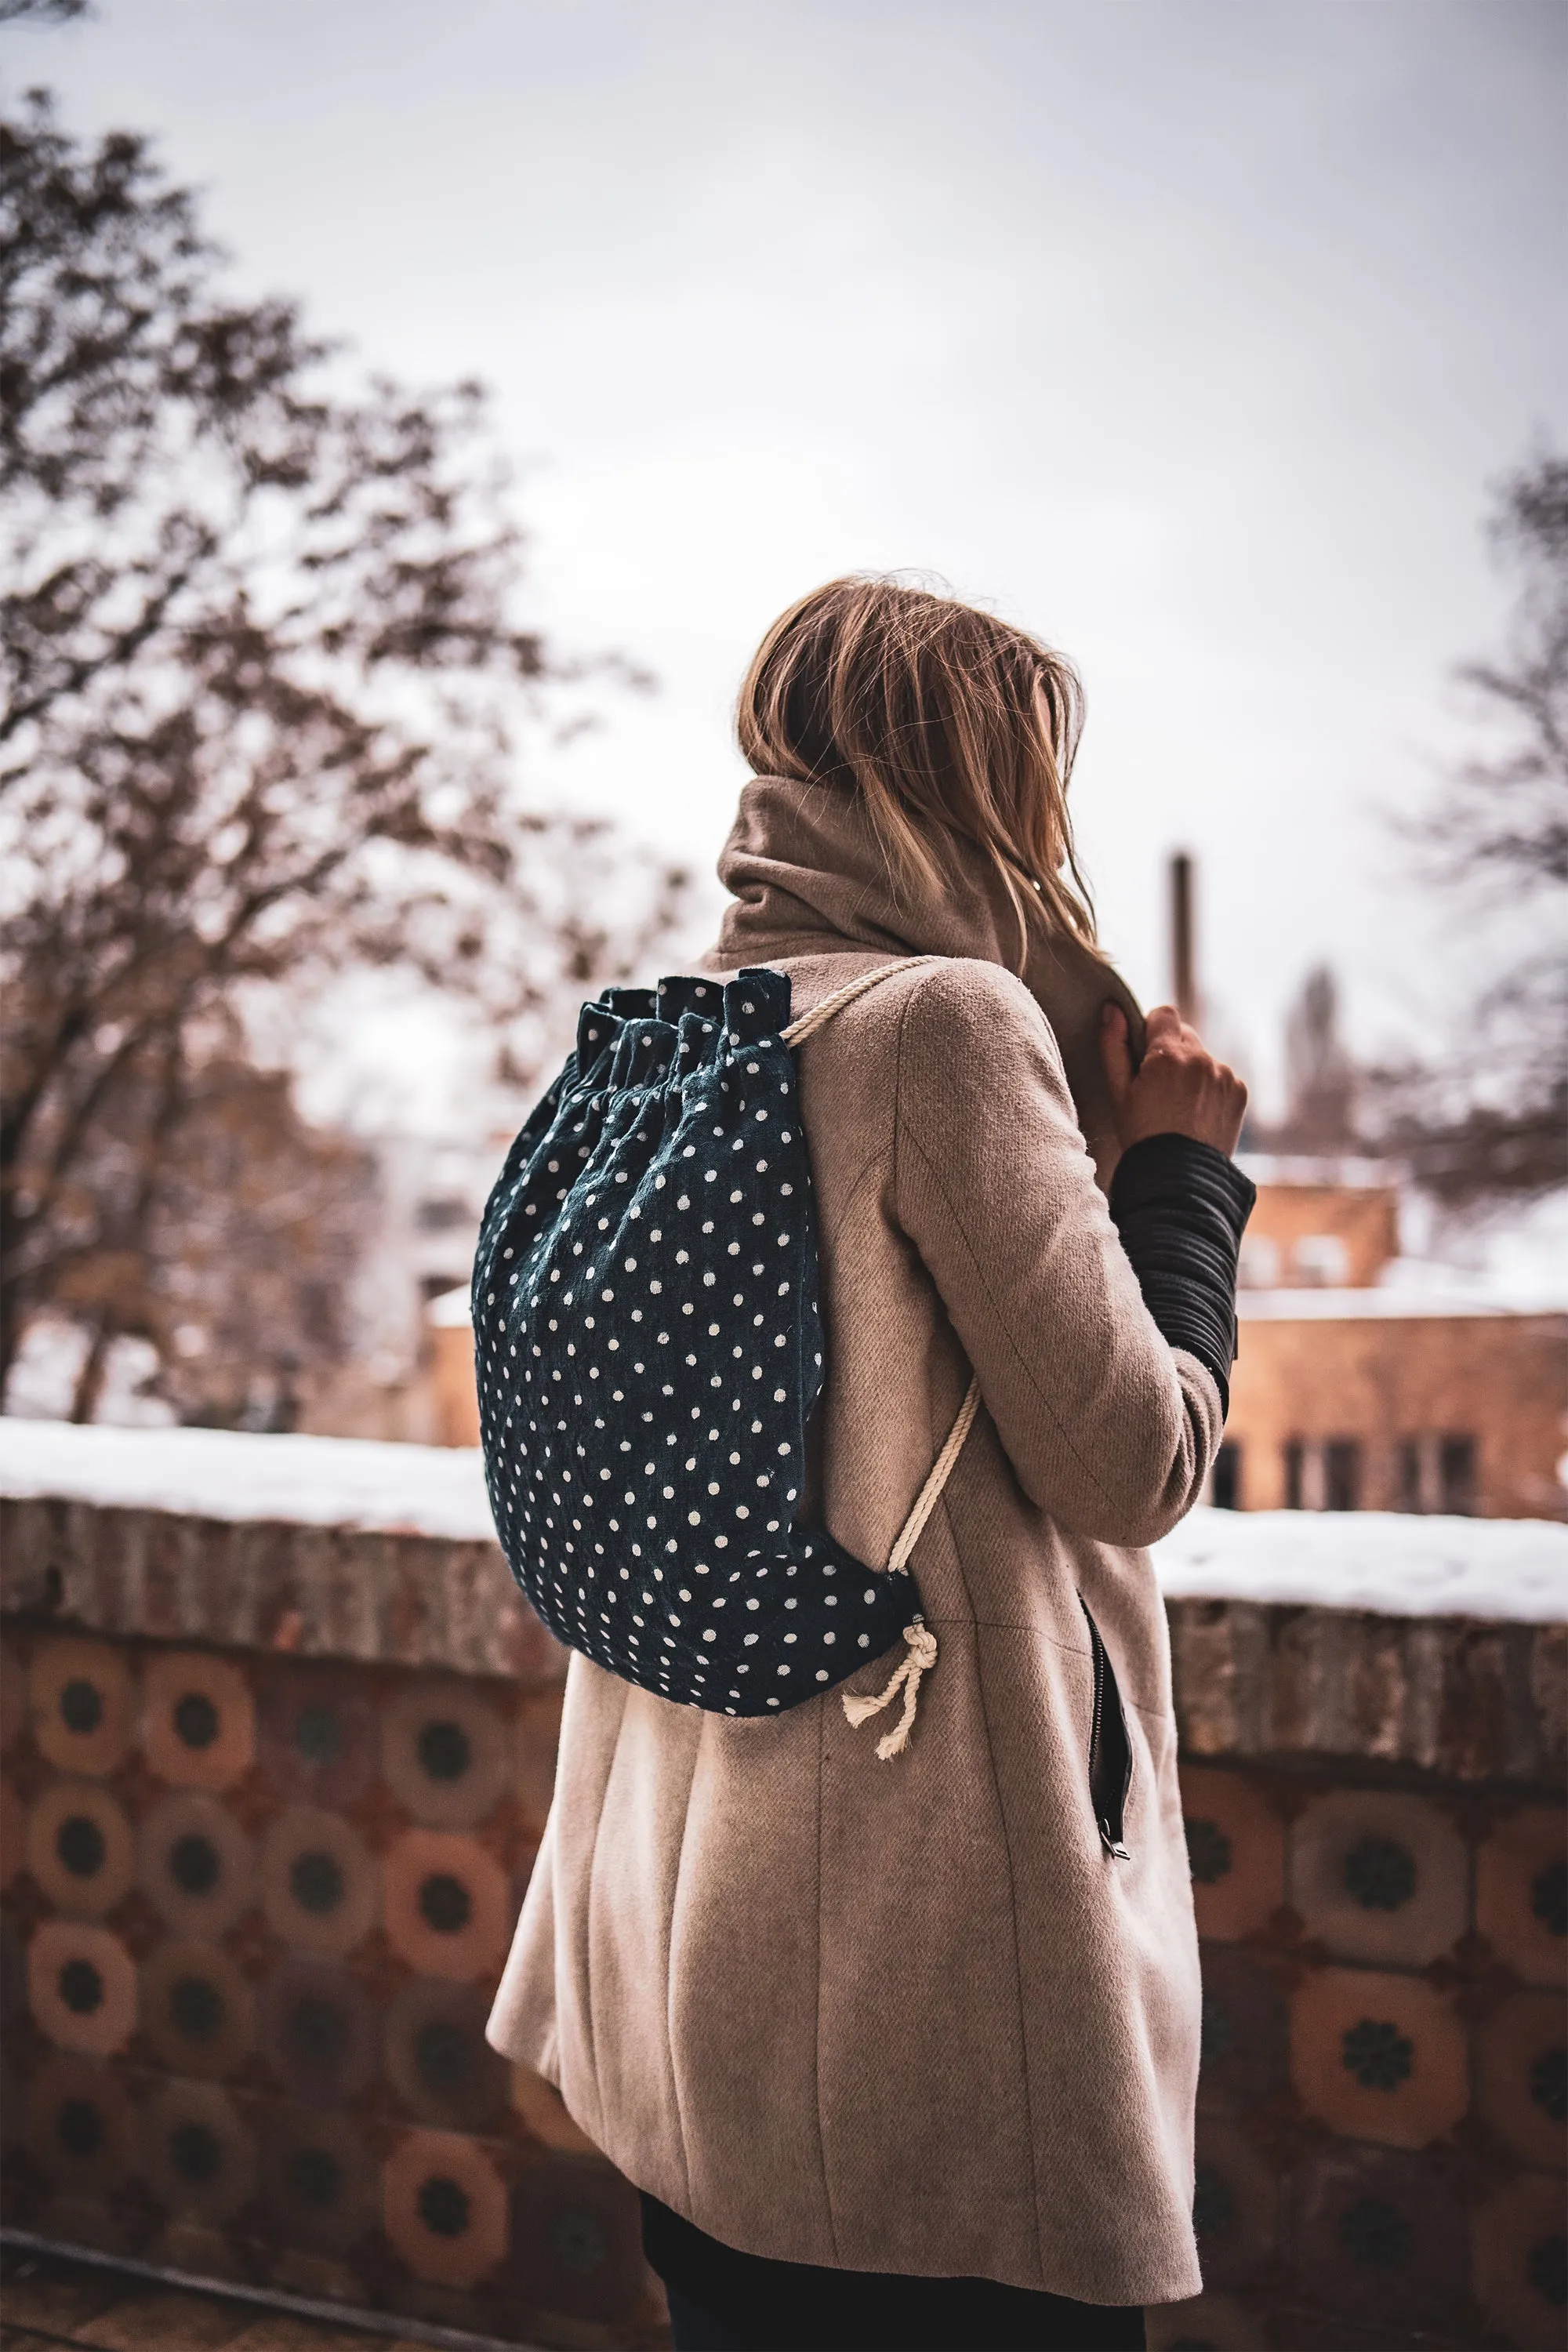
[839,1373,979,1759]
[842,1619,938,1760]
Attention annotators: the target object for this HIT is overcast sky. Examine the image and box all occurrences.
[8,0,1564,1114]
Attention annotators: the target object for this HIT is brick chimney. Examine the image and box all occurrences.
[1170,851,1200,1025]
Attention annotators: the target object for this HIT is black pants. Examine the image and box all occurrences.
[644,2195,1147,2352]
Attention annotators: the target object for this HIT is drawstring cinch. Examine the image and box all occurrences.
[840,1371,980,1761]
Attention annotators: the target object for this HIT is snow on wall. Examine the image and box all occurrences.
[1152,1502,1566,1624]
[0,1416,498,1543]
[1,1414,1564,1624]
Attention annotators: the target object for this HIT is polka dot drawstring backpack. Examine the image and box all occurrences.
[471,958,979,1755]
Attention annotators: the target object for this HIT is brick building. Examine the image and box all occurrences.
[1220,1159,1568,1523]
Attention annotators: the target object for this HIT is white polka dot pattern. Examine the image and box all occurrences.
[472,968,910,1715]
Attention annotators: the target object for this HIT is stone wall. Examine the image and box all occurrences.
[1,1484,1563,2351]
[0,1496,664,2348]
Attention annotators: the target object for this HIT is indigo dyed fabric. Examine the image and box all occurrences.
[472,967,911,1715]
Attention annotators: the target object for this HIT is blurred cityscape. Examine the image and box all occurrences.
[3,72,1564,1529]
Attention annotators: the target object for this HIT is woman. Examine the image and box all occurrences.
[488,579,1251,2351]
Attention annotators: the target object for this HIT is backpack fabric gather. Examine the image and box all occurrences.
[472,964,921,1717]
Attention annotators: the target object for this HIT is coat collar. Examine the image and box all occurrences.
[707,772,1145,1178]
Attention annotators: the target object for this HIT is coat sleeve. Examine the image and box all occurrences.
[891,960,1222,1548]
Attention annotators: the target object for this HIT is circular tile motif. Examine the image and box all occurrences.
[258,1956,379,2108]
[1477,1808,1568,1988]
[259,1669,376,1807]
[382,2127,508,2288]
[27,1920,136,2059]
[1185,1818,1232,1886]
[1342,1836,1417,1913]
[31,1642,133,1778]
[1288,2146,1466,2331]
[1478,1991,1568,2169]
[141,2079,256,2223]
[137,1790,254,1936]
[418,2173,470,2238]
[513,2154,645,2321]
[1290,1969,1466,2151]
[140,1941,255,2079]
[27,1782,134,1918]
[387,1976,507,2129]
[381,1681,510,1829]
[143,1653,255,1792]
[1473,2170,1568,2343]
[260,1807,376,1956]
[291,1850,346,1917]
[419,1873,471,1934]
[27,2055,135,2198]
[1289,1791,1465,1967]
[260,2103,376,2254]
[383,1829,510,1982]
[1178,1764,1284,1942]
[1341,2020,1415,2092]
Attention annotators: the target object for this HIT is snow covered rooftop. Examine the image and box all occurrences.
[2,1416,1563,1624]
[1236,1152,1400,1189]
[1237,1287,1566,1321]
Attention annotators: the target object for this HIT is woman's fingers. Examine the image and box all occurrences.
[1141,1004,1186,1055]
[1105,1000,1247,1155]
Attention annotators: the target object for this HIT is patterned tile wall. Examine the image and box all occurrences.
[3,1621,1563,2350]
[0,1624,665,2349]
[1156,1762,1566,2351]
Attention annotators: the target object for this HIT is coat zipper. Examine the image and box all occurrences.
[1080,1598,1133,1861]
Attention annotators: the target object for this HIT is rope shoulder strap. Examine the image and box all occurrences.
[782,954,980,1759]
[780,952,938,1047]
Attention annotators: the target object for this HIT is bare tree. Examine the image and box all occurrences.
[1361,454,1568,1201]
[1260,964,1361,1153]
[0,93,689,1417]
[0,2,91,23]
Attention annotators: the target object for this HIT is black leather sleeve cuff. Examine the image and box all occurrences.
[1109,1134,1256,1416]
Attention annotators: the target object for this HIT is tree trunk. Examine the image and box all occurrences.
[70,1312,117,1424]
[0,1281,24,1409]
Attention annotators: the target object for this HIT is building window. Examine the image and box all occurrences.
[1237,1236,1280,1290]
[1324,1439,1362,1512]
[1439,1435,1476,1515]
[1393,1432,1479,1514]
[1294,1233,1350,1287]
[1283,1439,1305,1511]
[1211,1443,1243,1510]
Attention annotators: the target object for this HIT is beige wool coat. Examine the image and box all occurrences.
[488,775,1220,2307]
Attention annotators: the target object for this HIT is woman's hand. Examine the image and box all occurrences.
[1100,1001,1247,1157]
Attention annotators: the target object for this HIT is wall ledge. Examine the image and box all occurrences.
[0,1494,560,1686]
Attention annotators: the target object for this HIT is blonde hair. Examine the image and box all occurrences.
[735,576,1096,955]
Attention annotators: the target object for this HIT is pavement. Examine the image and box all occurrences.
[0,2243,525,2352]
